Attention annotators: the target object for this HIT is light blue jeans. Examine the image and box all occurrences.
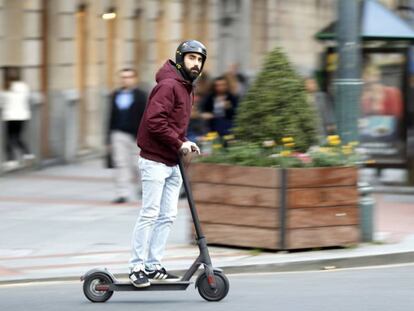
[129,157,182,271]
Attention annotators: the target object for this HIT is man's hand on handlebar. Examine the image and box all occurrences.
[180,141,201,155]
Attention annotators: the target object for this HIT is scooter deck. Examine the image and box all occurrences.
[99,281,192,292]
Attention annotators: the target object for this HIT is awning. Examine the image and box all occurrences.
[316,0,414,41]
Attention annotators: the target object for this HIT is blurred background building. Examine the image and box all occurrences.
[0,0,405,164]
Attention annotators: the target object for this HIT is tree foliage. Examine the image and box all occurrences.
[234,47,318,151]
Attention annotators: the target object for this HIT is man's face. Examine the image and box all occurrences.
[183,53,203,80]
[120,70,137,88]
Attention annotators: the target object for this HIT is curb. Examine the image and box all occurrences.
[219,251,414,274]
[1,251,413,286]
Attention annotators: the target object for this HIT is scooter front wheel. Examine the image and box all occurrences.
[196,271,229,302]
[83,272,114,303]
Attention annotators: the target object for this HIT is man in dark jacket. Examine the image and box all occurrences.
[107,68,147,204]
[128,40,206,288]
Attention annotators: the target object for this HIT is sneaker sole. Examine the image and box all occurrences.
[129,279,151,288]
[130,280,151,288]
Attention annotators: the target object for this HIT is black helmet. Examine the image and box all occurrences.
[175,40,207,72]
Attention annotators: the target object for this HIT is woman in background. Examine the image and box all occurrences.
[201,75,238,137]
[2,69,32,168]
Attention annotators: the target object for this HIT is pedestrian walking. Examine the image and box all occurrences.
[107,68,147,204]
[128,40,206,288]
[2,69,33,169]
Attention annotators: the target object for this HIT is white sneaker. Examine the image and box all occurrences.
[3,161,19,170]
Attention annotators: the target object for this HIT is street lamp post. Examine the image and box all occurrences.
[334,0,363,144]
[397,0,414,184]
[335,0,375,241]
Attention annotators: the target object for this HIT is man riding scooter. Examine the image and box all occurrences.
[129,40,207,288]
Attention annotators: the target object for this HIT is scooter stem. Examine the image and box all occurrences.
[178,154,205,241]
[178,154,217,290]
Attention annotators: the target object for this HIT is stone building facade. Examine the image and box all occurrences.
[0,0,340,160]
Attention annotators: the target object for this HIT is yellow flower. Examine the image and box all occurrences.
[204,131,220,141]
[327,135,340,141]
[327,135,341,146]
[282,137,294,143]
[207,131,219,139]
[262,140,276,148]
[284,142,295,148]
[327,135,340,143]
[280,150,291,156]
[213,144,222,150]
[202,136,214,142]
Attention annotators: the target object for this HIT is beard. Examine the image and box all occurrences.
[184,65,201,80]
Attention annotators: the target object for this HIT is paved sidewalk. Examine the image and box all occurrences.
[0,159,413,284]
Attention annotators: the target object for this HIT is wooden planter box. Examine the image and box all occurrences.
[189,163,360,250]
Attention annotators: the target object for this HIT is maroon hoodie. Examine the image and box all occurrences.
[137,60,193,166]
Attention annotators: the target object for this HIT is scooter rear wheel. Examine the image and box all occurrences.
[83,272,114,303]
[196,271,229,302]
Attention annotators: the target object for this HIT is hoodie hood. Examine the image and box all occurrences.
[155,60,195,89]
[138,60,194,166]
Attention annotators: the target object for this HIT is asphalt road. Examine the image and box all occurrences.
[1,264,413,311]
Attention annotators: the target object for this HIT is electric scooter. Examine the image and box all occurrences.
[81,154,230,302]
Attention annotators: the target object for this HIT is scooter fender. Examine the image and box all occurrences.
[195,267,223,288]
[80,267,116,283]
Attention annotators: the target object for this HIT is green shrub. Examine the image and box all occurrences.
[234,47,318,152]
